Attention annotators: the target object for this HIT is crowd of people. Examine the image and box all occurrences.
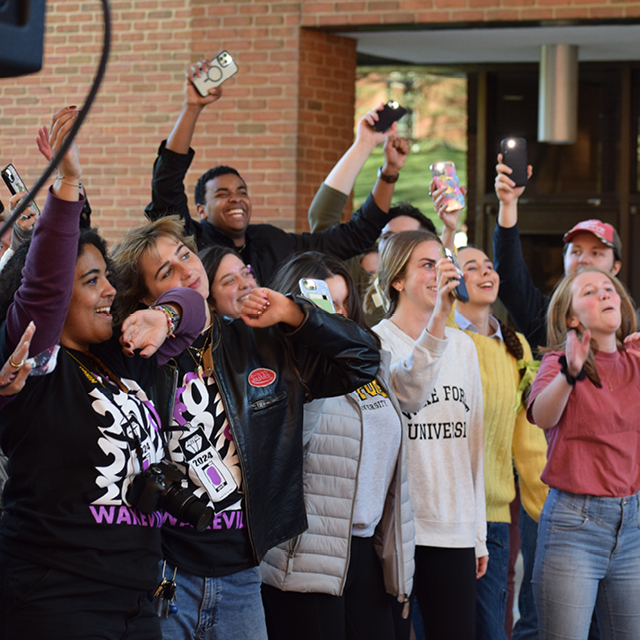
[0,58,638,640]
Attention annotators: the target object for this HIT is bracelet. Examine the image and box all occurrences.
[377,166,399,184]
[56,175,82,189]
[558,355,586,385]
[150,305,181,338]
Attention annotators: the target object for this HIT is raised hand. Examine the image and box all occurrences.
[383,134,410,174]
[0,322,35,394]
[184,59,223,108]
[240,288,304,329]
[565,328,591,377]
[36,125,53,162]
[495,153,533,206]
[8,191,38,230]
[120,308,174,358]
[357,103,397,149]
[50,106,81,182]
[432,255,460,320]
[624,332,640,358]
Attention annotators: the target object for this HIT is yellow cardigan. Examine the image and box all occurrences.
[449,315,549,523]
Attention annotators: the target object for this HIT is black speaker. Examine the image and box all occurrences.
[0,0,46,78]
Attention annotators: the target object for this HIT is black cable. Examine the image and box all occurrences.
[0,0,112,238]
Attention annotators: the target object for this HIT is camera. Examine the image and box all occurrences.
[128,461,214,532]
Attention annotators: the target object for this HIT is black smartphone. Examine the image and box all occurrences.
[500,138,528,188]
[373,101,407,133]
[439,247,469,303]
[1,164,40,215]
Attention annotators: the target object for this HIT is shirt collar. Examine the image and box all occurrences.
[455,308,503,342]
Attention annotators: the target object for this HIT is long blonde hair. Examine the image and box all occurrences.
[364,230,441,317]
[546,267,637,388]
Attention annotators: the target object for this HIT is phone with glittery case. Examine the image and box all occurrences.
[430,161,465,213]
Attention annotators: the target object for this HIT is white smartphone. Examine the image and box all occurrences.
[298,278,335,314]
[190,51,238,97]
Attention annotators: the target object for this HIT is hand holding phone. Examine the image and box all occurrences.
[190,51,238,97]
[373,101,408,133]
[430,162,465,213]
[500,138,528,188]
[298,278,335,314]
[1,164,40,216]
[439,247,469,303]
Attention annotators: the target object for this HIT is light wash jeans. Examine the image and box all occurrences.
[533,488,640,640]
[159,566,268,640]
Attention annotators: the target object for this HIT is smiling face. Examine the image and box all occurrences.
[563,232,621,276]
[61,244,116,352]
[458,246,499,306]
[139,236,209,305]
[198,173,252,243]
[393,240,440,313]
[210,253,257,317]
[567,271,621,339]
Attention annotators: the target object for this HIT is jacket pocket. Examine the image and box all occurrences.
[250,392,287,413]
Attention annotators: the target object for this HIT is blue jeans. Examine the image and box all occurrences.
[513,504,539,640]
[476,522,509,640]
[159,566,267,640]
[533,488,640,640]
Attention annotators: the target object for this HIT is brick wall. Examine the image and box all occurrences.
[1,0,639,242]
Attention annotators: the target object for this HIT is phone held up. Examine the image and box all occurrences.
[1,164,40,216]
[439,247,469,303]
[373,101,408,133]
[500,137,528,188]
[298,278,335,314]
[190,51,239,98]
[429,161,465,213]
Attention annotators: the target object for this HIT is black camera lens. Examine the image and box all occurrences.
[162,485,213,532]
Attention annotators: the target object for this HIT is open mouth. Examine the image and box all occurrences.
[226,207,246,218]
[95,306,112,318]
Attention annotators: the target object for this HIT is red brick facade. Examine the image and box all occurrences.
[0,0,638,241]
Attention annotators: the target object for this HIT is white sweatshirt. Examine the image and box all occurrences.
[374,320,488,558]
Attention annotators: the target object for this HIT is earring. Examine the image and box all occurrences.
[393,283,403,292]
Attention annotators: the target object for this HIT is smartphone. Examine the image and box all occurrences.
[429,161,465,212]
[373,101,407,133]
[1,164,40,215]
[500,137,528,188]
[439,247,469,303]
[190,51,238,97]
[298,278,335,314]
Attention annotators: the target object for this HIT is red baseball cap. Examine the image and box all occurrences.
[563,219,622,261]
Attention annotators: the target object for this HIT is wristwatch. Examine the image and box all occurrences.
[377,167,399,184]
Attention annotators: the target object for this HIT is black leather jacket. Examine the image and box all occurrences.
[155,298,380,563]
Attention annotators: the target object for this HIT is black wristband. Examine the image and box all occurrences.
[558,355,586,385]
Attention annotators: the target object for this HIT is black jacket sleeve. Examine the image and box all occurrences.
[493,222,549,355]
[285,298,380,400]
[144,141,202,240]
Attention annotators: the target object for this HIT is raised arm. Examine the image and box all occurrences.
[5,107,83,356]
[492,157,547,351]
[144,60,222,232]
[308,109,407,234]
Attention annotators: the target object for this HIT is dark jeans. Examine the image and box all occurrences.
[0,554,160,640]
[262,535,395,640]
[513,504,539,640]
[476,522,510,640]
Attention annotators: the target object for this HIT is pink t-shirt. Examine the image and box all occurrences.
[528,349,640,497]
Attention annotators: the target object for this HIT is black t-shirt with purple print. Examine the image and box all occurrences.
[0,342,165,591]
[161,332,254,578]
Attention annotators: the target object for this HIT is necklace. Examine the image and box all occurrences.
[186,325,214,380]
[66,349,131,394]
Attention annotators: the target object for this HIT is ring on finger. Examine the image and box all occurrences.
[8,355,26,369]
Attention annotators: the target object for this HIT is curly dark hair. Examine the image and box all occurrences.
[194,166,245,206]
[0,228,110,326]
